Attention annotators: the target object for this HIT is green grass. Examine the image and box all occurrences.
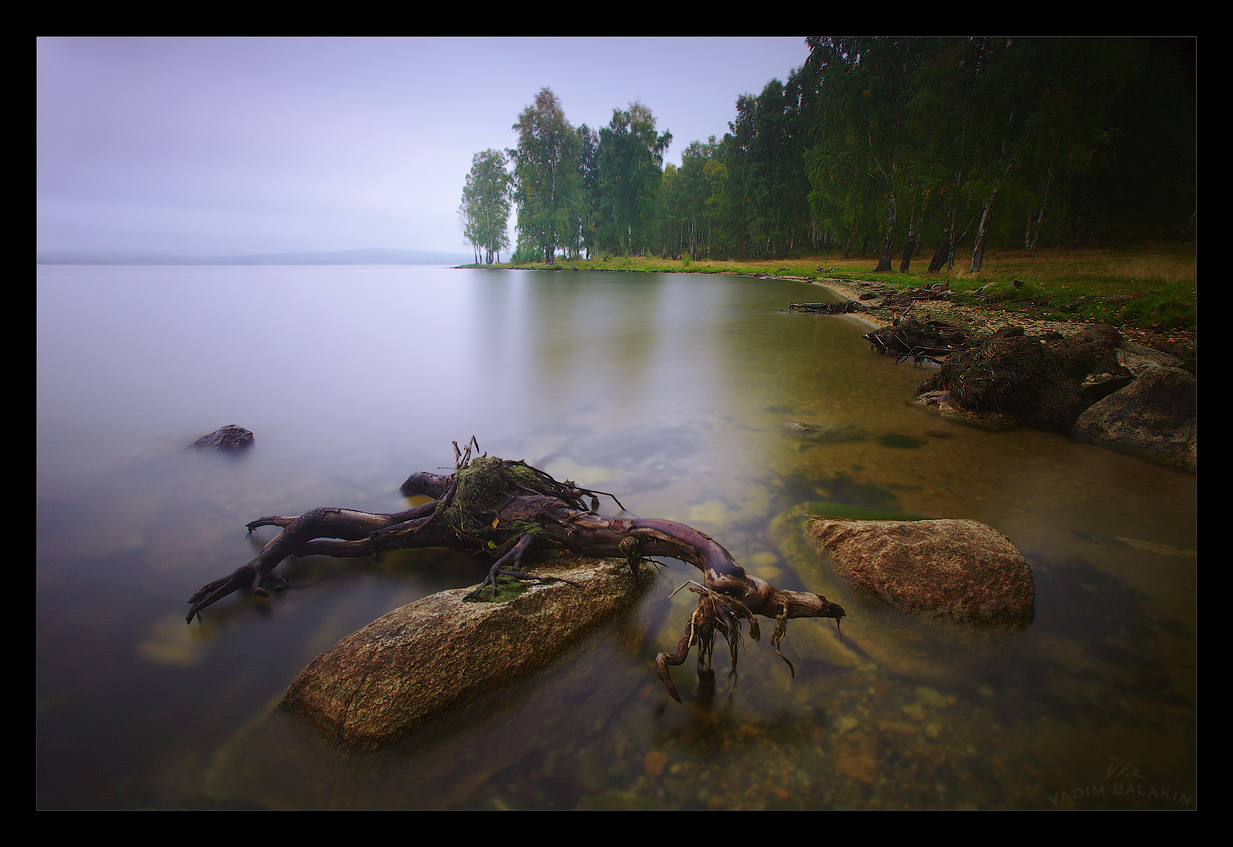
[463,241,1196,332]
[951,243,1197,330]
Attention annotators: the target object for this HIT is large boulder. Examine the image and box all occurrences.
[280,555,652,750]
[1071,365,1197,472]
[803,517,1035,628]
[913,325,1196,471]
[768,506,1029,682]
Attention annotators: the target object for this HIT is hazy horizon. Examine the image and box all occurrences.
[37,37,811,259]
[35,245,474,264]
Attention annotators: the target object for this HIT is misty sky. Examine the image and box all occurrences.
[37,36,812,258]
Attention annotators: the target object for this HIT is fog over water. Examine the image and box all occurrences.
[36,37,812,258]
[36,264,1196,809]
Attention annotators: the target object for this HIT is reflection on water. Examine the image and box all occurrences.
[36,265,1196,808]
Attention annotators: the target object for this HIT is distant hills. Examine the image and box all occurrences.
[36,247,473,266]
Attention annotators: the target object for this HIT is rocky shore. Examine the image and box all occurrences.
[799,276,1196,473]
[808,276,1196,366]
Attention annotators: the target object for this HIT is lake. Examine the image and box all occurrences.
[36,264,1196,808]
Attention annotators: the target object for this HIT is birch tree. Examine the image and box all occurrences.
[595,102,672,256]
[510,88,581,264]
[459,149,512,265]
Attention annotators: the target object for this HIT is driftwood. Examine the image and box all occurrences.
[787,300,863,315]
[878,284,953,310]
[864,317,972,366]
[186,438,846,702]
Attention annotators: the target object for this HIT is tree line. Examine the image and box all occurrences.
[458,37,1194,271]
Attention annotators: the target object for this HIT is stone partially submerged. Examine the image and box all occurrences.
[767,505,1031,682]
[280,555,654,750]
[910,324,1196,471]
[1072,364,1197,473]
[187,424,254,451]
[803,517,1035,628]
[188,439,848,730]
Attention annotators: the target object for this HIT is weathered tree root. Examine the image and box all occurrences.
[864,316,973,366]
[186,439,846,701]
[787,300,864,315]
[654,580,842,702]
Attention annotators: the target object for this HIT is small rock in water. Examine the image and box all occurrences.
[643,750,668,779]
[187,424,254,451]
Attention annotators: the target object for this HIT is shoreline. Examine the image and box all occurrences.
[799,276,1195,362]
[803,274,1195,474]
[473,263,1194,364]
[807,275,1092,337]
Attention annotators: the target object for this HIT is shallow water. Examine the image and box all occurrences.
[36,264,1196,808]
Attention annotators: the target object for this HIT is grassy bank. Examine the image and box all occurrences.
[467,242,1196,333]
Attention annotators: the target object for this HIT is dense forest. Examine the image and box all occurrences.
[458,37,1195,271]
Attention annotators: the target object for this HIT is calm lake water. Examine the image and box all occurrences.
[36,264,1196,809]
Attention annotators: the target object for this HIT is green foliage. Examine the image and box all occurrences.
[459,149,512,265]
[510,88,583,264]
[800,37,1192,269]
[1115,283,1196,330]
[594,102,672,257]
[720,77,815,259]
[472,42,1192,273]
[661,137,727,260]
[484,574,530,603]
[576,123,601,258]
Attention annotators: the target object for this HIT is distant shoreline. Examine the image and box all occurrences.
[36,247,472,267]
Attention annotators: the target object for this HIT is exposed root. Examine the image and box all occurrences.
[187,437,846,702]
[864,317,972,366]
[655,580,789,703]
[462,530,581,601]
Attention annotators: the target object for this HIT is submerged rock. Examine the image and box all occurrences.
[911,391,1017,430]
[187,424,254,451]
[803,517,1035,628]
[782,421,866,442]
[1071,365,1196,472]
[911,324,1196,471]
[280,555,653,750]
[767,505,1029,682]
